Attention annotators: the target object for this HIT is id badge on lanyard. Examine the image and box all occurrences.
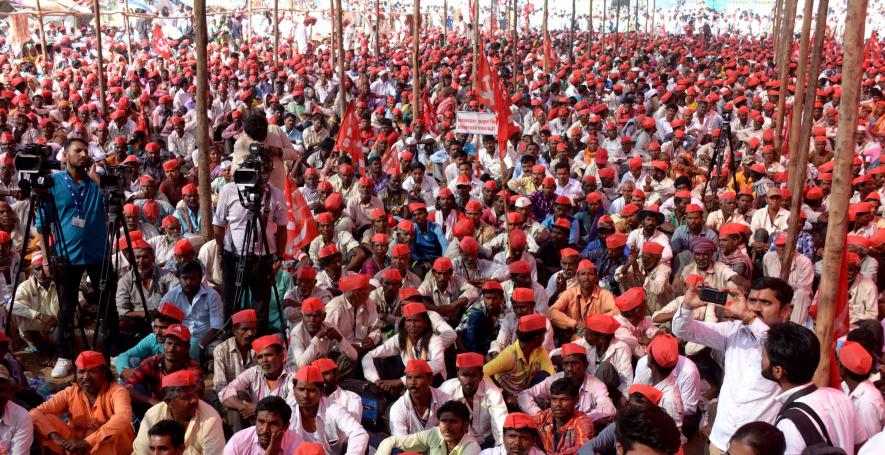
[63,173,87,228]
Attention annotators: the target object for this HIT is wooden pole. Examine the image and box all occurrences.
[634,0,638,32]
[34,0,48,68]
[773,0,797,151]
[651,0,655,33]
[335,0,346,116]
[645,0,648,33]
[92,0,108,116]
[248,0,254,40]
[473,0,479,81]
[512,0,518,86]
[443,0,447,39]
[773,0,783,51]
[813,0,867,387]
[193,0,213,239]
[615,2,620,47]
[542,0,548,72]
[602,0,606,44]
[375,0,381,57]
[122,0,133,63]
[589,0,593,35]
[569,0,575,64]
[780,0,816,278]
[274,0,280,68]
[412,0,421,122]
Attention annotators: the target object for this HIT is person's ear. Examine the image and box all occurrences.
[779,303,793,322]
[615,442,625,455]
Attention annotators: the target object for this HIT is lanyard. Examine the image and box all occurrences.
[62,172,87,219]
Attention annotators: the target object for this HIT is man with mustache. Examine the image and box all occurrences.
[376,401,480,455]
[439,352,508,447]
[133,370,225,454]
[221,334,291,427]
[224,396,304,454]
[478,413,546,455]
[389,359,454,436]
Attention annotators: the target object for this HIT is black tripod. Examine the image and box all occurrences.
[93,172,152,352]
[701,109,740,200]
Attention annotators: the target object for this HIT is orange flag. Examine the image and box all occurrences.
[284,176,319,257]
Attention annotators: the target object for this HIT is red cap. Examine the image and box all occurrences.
[162,159,180,172]
[404,359,433,374]
[173,239,193,256]
[339,274,370,292]
[503,412,538,430]
[616,287,646,312]
[606,233,628,249]
[627,384,663,405]
[685,204,704,214]
[301,297,325,313]
[162,370,197,388]
[391,244,411,257]
[402,302,427,317]
[518,314,547,332]
[577,259,596,272]
[319,244,340,259]
[648,334,679,368]
[294,365,324,382]
[455,352,485,369]
[157,302,185,322]
[840,341,873,375]
[164,324,191,343]
[482,281,504,293]
[296,267,317,280]
[295,443,326,455]
[433,257,453,272]
[585,313,620,334]
[459,236,479,254]
[75,351,106,370]
[512,287,535,302]
[561,342,588,358]
[643,242,664,255]
[182,184,198,195]
[252,334,283,353]
[311,358,338,373]
[561,247,579,258]
[232,309,257,325]
[509,260,531,275]
[380,268,403,282]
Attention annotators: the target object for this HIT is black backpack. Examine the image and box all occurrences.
[776,385,848,455]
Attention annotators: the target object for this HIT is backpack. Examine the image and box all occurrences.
[776,385,848,455]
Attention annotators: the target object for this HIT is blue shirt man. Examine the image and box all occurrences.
[163,260,224,360]
[409,203,448,262]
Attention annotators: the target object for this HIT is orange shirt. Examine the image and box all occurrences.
[30,382,134,447]
[547,285,618,329]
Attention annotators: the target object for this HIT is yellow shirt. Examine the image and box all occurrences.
[483,340,555,393]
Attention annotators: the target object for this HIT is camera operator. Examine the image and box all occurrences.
[38,138,117,378]
[212,146,288,334]
[231,113,299,191]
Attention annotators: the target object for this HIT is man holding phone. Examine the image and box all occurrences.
[672,277,794,455]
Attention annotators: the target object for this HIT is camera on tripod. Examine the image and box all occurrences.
[99,165,127,220]
[233,142,272,189]
[15,143,61,191]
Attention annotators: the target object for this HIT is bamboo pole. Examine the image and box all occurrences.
[589,0,593,35]
[193,0,212,239]
[773,0,797,151]
[645,0,648,33]
[512,0,518,86]
[35,0,48,67]
[773,0,783,51]
[274,0,280,68]
[412,0,421,122]
[569,0,575,64]
[651,0,655,33]
[375,0,380,57]
[542,0,548,72]
[92,0,108,116]
[602,0,606,44]
[780,0,816,278]
[443,0,447,39]
[634,0,638,32]
[473,0,479,81]
[813,0,867,386]
[335,0,345,116]
[122,0,132,63]
[248,0,254,40]
[615,2,620,46]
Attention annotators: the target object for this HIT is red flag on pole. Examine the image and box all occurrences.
[422,87,437,135]
[335,103,365,175]
[809,232,851,388]
[152,24,172,59]
[474,50,514,160]
[283,176,319,257]
[544,30,557,68]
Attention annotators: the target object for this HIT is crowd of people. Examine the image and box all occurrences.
[0,1,884,455]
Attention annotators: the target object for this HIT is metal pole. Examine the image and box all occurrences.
[773,0,797,151]
[92,0,108,116]
[781,0,821,277]
[35,0,48,67]
[813,0,867,387]
[412,0,421,121]
[194,0,213,238]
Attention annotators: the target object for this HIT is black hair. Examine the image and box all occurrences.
[516,328,545,345]
[179,259,203,277]
[846,326,879,356]
[549,377,580,397]
[436,399,471,421]
[554,161,570,172]
[615,405,681,455]
[673,175,692,189]
[162,385,195,399]
[730,421,786,455]
[764,322,820,384]
[63,137,89,151]
[148,419,185,447]
[244,113,269,142]
[854,320,884,356]
[750,277,794,309]
[397,311,432,356]
[409,162,426,173]
[256,396,293,426]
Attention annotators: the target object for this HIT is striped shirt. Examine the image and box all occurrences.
[535,409,595,455]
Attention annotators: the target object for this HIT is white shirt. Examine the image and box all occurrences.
[328,387,363,422]
[288,321,358,368]
[550,337,634,394]
[286,397,369,455]
[634,355,701,415]
[0,401,31,455]
[859,428,885,455]
[841,380,885,439]
[775,383,867,455]
[439,378,509,446]
[212,183,287,255]
[516,372,616,422]
[672,307,781,451]
[626,228,674,263]
[361,333,447,384]
[388,388,453,436]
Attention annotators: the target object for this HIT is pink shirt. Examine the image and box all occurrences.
[222,427,302,455]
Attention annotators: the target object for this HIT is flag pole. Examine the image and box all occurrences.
[375,0,381,57]
[813,0,867,387]
[773,0,797,151]
[542,0,548,72]
[92,0,108,116]
[123,0,133,63]
[274,0,280,68]
[602,0,607,45]
[35,0,48,69]
[335,0,346,117]
[588,0,593,36]
[512,0,518,89]
[412,0,421,122]
[780,0,826,277]
[568,0,575,64]
[194,0,213,238]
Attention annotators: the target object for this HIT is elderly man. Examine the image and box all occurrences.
[290,297,358,370]
[9,253,58,354]
[389,359,454,435]
[31,351,135,454]
[548,260,617,338]
[221,335,292,428]
[439,352,508,447]
[418,257,479,326]
[679,237,746,290]
[133,370,225,455]
[116,240,178,341]
[324,274,382,356]
[212,309,257,396]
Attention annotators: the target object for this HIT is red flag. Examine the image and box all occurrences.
[335,103,365,175]
[474,50,514,160]
[152,24,172,59]
[422,87,437,135]
[283,176,319,257]
[544,30,557,68]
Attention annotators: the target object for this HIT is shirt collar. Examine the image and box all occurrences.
[774,382,815,404]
